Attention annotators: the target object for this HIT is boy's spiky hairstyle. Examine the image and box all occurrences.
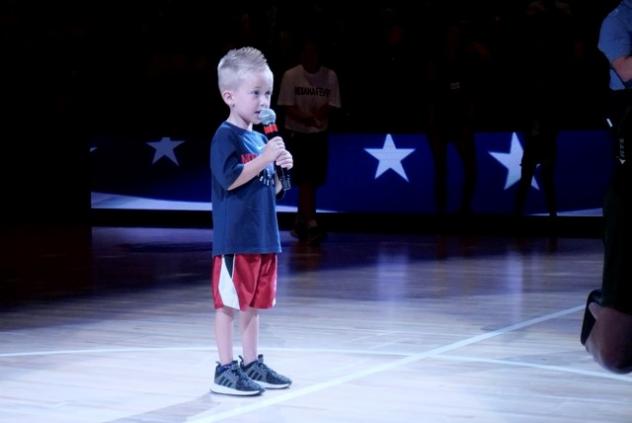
[217,46,271,92]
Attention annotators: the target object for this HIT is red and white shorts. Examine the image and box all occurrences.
[211,253,277,310]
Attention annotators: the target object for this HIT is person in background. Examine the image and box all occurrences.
[582,0,632,374]
[277,37,341,244]
[515,0,576,218]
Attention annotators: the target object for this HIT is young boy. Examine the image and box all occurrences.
[210,47,293,395]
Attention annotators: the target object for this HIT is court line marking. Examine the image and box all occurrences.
[6,305,624,421]
[437,355,632,383]
[185,305,586,423]
[5,341,626,384]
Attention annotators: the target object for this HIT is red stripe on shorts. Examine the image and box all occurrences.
[211,254,277,310]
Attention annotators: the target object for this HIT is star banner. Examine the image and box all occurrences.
[91,131,614,216]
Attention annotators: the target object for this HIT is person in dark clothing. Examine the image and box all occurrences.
[582,0,632,374]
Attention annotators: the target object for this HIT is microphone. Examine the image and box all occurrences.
[259,108,291,191]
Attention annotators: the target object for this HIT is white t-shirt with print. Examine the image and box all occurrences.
[277,64,341,134]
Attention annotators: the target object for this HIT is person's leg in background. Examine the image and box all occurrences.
[584,164,632,373]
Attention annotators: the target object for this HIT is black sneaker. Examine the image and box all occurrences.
[240,355,292,389]
[211,361,264,396]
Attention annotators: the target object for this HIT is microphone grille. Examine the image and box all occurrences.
[259,108,276,125]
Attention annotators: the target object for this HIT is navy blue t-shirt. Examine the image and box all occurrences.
[210,121,281,256]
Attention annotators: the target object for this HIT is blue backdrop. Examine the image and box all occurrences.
[91,130,614,216]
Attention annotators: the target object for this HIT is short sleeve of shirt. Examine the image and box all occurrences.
[210,126,244,190]
[599,12,631,63]
[328,70,342,109]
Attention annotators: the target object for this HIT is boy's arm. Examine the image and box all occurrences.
[228,154,272,190]
[228,137,285,190]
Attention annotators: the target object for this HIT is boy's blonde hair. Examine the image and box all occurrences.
[217,47,271,92]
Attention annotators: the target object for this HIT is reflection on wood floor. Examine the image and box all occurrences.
[1,226,631,423]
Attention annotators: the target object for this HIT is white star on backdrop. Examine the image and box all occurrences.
[489,132,539,190]
[147,137,185,165]
[365,134,415,181]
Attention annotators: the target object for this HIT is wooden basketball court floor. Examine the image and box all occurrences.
[1,226,632,422]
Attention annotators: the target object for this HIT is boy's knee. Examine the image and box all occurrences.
[217,307,235,317]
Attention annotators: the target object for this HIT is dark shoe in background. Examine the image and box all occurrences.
[291,222,308,241]
[306,225,325,245]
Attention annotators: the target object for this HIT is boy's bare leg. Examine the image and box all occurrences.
[215,307,235,365]
[240,307,259,365]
